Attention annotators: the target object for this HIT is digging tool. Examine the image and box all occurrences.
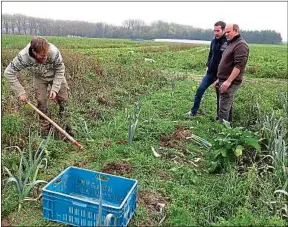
[27,101,83,150]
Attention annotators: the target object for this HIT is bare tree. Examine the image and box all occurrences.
[13,14,22,34]
[2,14,10,33]
[123,19,145,38]
[1,14,282,44]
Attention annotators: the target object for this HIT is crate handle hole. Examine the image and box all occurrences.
[54,178,62,187]
[96,175,109,181]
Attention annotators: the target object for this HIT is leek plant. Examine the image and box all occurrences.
[127,102,141,144]
[3,129,52,211]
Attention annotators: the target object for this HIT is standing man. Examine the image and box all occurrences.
[4,36,73,137]
[187,21,228,119]
[216,24,249,123]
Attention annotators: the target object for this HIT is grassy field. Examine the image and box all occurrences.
[1,35,287,226]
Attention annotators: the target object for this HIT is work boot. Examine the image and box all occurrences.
[64,124,75,137]
[40,119,51,137]
[186,110,202,117]
[187,110,197,117]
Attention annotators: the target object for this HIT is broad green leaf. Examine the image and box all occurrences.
[208,161,220,173]
[221,149,228,157]
[235,145,243,157]
[223,120,231,129]
[246,138,261,152]
[214,149,222,159]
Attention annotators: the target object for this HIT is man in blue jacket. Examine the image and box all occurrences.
[187,21,229,120]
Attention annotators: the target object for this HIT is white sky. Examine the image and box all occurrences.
[2,1,288,41]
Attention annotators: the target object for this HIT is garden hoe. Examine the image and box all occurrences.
[27,101,83,150]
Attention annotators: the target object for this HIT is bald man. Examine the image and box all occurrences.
[215,24,249,123]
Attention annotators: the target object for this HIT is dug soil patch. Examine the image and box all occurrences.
[1,214,20,227]
[138,190,170,213]
[116,140,128,145]
[160,125,191,149]
[101,161,133,175]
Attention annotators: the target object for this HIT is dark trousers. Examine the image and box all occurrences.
[34,77,69,133]
[191,73,217,114]
[218,81,240,122]
[191,73,233,120]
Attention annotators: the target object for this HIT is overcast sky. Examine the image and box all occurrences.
[2,1,288,41]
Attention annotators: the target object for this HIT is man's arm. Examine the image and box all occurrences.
[51,50,65,93]
[226,67,241,83]
[4,54,27,97]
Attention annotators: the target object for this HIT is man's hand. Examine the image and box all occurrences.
[18,94,28,103]
[213,79,219,88]
[220,80,231,93]
[49,90,57,100]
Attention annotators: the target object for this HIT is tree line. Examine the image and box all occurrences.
[2,14,283,44]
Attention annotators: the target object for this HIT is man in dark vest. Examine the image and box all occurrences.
[187,21,228,120]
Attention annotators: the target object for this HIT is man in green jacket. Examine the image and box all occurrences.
[4,36,73,136]
[215,24,249,123]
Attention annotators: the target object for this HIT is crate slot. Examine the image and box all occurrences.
[53,178,62,187]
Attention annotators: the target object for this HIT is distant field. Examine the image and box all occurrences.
[2,34,286,79]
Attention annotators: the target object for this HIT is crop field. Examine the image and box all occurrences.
[1,34,287,226]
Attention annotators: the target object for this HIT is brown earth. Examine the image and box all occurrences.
[101,161,133,175]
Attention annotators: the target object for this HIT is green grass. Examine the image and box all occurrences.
[1,35,287,226]
[2,75,287,226]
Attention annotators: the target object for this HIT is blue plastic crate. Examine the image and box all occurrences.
[42,166,138,226]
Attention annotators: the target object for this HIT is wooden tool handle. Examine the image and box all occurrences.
[27,101,83,150]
